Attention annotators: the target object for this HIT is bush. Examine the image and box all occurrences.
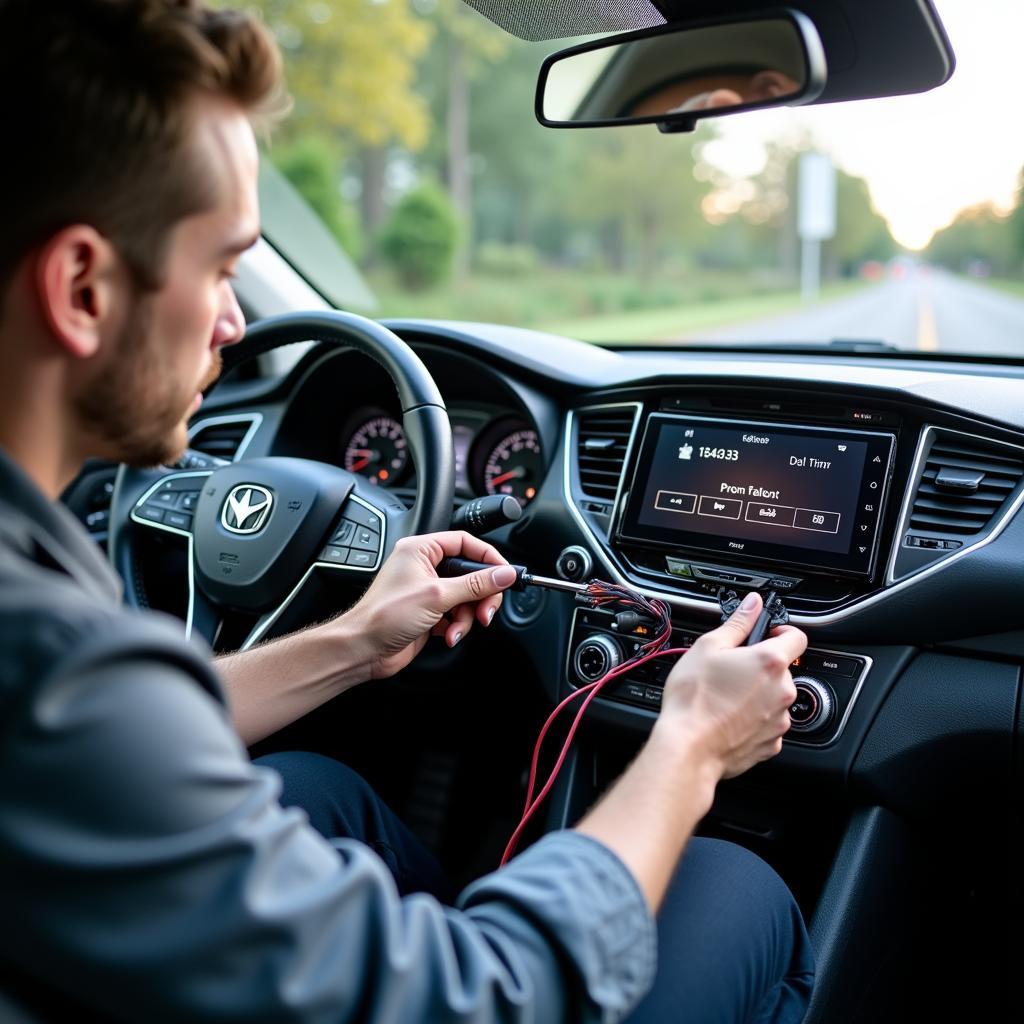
[378,183,460,290]
[475,242,539,277]
[273,136,363,261]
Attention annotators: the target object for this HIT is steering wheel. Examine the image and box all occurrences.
[109,311,454,650]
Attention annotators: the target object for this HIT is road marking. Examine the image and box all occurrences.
[917,290,939,351]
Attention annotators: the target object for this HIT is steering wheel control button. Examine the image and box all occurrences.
[151,489,180,508]
[788,677,834,733]
[556,545,592,582]
[332,520,355,546]
[180,492,200,511]
[320,546,350,565]
[573,634,622,683]
[346,549,376,568]
[352,527,378,551]
[164,511,193,532]
[343,502,381,534]
[135,504,166,525]
[803,652,860,677]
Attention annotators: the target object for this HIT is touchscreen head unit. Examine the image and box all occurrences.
[619,414,895,577]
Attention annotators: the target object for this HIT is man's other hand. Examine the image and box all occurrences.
[658,593,807,780]
[344,532,517,680]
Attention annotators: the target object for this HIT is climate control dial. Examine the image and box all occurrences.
[573,634,622,683]
[788,677,835,733]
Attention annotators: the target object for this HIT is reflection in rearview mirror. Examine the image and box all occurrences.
[537,11,826,129]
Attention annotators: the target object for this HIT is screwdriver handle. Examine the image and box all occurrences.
[437,557,528,590]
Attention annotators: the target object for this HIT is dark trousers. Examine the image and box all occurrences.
[256,751,815,1024]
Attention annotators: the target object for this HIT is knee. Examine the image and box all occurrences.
[683,837,801,927]
[255,751,378,818]
[669,838,813,981]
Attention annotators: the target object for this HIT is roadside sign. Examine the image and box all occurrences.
[799,153,837,241]
[798,152,836,302]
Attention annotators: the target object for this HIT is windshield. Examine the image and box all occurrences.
[249,0,1024,357]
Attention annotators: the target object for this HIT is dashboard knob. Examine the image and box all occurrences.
[556,545,593,582]
[788,677,835,733]
[573,634,622,683]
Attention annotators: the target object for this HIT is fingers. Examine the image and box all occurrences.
[435,564,516,617]
[413,532,513,624]
[420,531,508,568]
[755,624,809,668]
[697,591,763,650]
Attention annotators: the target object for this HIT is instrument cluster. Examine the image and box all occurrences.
[339,407,544,508]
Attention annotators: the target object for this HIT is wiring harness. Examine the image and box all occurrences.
[500,579,690,865]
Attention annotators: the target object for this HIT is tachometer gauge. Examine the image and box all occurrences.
[344,415,407,485]
[484,429,543,506]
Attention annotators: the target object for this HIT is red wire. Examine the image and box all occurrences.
[500,643,690,866]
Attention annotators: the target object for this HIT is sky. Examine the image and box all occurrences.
[702,0,1024,250]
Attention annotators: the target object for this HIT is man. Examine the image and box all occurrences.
[0,1,814,1020]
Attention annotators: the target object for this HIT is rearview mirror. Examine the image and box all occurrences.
[536,9,826,131]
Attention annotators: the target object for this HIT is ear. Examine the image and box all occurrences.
[33,226,125,360]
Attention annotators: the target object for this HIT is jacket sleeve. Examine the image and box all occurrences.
[0,625,656,1023]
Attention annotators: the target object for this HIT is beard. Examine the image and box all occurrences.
[73,295,224,468]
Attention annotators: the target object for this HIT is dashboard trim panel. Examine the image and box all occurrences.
[884,423,1024,585]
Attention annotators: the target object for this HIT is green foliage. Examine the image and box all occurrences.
[247,0,433,149]
[272,137,362,259]
[927,202,1019,276]
[475,243,538,276]
[378,183,460,289]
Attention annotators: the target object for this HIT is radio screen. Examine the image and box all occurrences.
[619,414,894,577]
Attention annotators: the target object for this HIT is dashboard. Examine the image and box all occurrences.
[168,320,1024,771]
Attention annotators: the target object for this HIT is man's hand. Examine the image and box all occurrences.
[657,592,807,780]
[575,593,806,912]
[344,532,518,680]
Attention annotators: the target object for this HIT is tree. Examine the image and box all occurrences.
[927,202,1018,277]
[378,182,460,288]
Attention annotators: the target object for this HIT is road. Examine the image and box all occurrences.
[685,268,1024,356]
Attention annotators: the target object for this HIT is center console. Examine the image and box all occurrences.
[563,396,899,733]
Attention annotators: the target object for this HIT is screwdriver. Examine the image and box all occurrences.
[437,557,589,595]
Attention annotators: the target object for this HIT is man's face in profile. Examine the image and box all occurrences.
[630,69,800,118]
[74,96,260,468]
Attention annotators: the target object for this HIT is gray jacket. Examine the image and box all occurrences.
[0,448,655,1022]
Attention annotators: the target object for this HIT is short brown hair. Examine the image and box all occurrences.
[0,0,283,295]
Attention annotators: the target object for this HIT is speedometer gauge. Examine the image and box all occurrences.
[484,429,543,506]
[344,415,407,485]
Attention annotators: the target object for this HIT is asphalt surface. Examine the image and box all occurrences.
[689,268,1024,357]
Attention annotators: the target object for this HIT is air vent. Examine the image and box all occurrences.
[909,433,1024,536]
[188,416,258,462]
[576,406,637,501]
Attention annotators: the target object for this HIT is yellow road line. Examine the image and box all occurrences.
[917,289,939,351]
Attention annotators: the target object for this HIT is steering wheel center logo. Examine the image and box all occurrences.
[222,485,274,535]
